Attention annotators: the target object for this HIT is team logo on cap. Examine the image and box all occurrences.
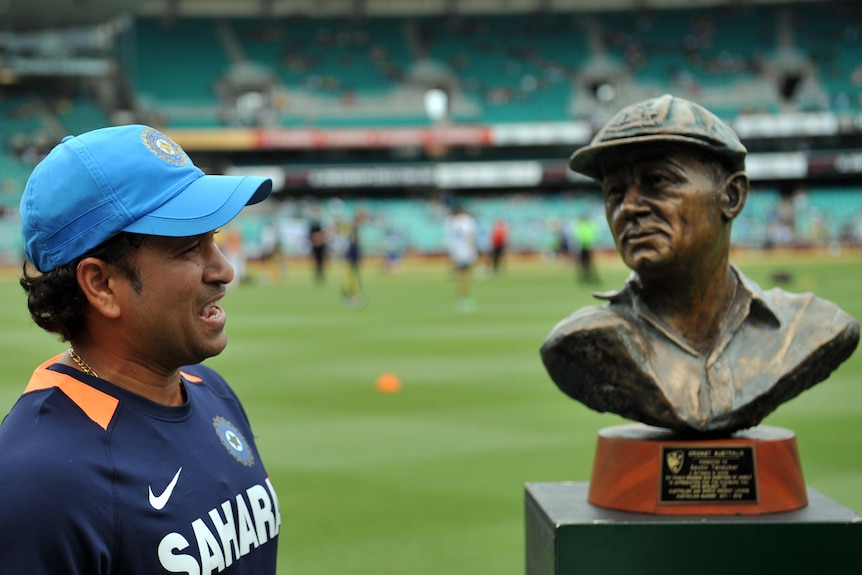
[141,127,190,167]
[213,416,255,467]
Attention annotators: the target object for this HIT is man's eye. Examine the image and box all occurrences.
[643,173,670,187]
[604,185,624,202]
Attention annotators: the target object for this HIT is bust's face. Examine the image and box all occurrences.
[598,146,727,277]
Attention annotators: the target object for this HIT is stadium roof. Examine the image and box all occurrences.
[0,0,143,29]
[1,0,822,30]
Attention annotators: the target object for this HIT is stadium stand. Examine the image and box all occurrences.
[113,3,861,130]
[1,1,861,264]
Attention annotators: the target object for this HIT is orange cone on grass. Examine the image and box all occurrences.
[376,372,402,393]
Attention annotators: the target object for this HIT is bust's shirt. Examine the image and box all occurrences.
[540,265,859,433]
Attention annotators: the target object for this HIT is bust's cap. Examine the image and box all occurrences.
[569,94,747,180]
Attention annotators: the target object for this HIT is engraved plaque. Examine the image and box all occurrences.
[659,446,758,504]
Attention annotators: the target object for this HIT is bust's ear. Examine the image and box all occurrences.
[721,171,749,221]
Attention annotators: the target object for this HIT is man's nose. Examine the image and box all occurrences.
[618,182,648,216]
[207,243,235,285]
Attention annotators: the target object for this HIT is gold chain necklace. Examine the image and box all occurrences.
[68,346,99,378]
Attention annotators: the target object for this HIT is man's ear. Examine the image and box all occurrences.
[720,171,749,221]
[76,258,122,319]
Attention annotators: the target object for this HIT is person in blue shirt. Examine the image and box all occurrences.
[0,125,280,573]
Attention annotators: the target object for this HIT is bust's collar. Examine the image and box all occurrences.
[594,264,781,327]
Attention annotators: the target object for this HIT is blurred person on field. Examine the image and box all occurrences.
[489,218,509,274]
[308,208,328,284]
[259,218,286,284]
[0,125,280,573]
[572,213,600,284]
[342,211,366,307]
[547,218,569,262]
[444,202,479,311]
[383,225,406,274]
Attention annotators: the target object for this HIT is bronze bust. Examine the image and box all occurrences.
[540,94,859,435]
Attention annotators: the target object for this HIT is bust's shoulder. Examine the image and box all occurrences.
[544,301,640,345]
[764,285,851,315]
[757,285,859,343]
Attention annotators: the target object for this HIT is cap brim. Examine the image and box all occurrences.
[569,134,746,181]
[123,174,272,237]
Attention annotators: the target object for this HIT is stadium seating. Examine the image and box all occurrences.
[121,5,859,128]
[0,95,49,214]
[1,3,861,264]
[131,18,230,106]
[54,97,111,135]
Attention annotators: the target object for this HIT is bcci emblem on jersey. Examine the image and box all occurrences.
[213,416,255,467]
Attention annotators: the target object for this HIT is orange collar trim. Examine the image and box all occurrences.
[24,354,119,431]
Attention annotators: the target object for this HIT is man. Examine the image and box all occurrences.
[0,125,281,573]
[308,208,328,284]
[342,211,366,307]
[444,202,479,311]
[572,213,600,284]
[489,218,508,274]
[540,94,859,435]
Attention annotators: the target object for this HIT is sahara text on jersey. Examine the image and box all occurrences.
[158,478,281,574]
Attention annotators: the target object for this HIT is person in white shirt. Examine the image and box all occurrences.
[444,203,479,311]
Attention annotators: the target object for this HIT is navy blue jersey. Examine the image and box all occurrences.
[0,355,279,574]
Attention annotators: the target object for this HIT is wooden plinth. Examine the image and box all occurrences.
[588,424,808,515]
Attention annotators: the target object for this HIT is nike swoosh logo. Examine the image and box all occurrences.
[148,467,182,510]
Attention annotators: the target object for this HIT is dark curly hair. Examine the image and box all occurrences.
[21,232,145,342]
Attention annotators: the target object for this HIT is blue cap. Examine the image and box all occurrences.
[20,124,273,272]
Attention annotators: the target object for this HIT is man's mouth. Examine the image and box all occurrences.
[622,228,658,242]
[201,303,222,319]
[200,296,225,320]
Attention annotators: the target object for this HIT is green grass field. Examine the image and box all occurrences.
[1,251,861,574]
